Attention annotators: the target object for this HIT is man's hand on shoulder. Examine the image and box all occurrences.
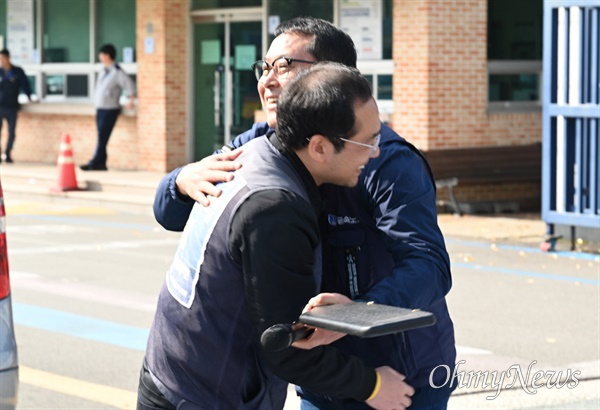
[175,149,243,206]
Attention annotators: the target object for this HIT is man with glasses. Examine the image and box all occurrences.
[252,57,316,81]
[337,134,380,156]
[154,17,456,410]
[138,63,414,410]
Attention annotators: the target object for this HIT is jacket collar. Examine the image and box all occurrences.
[269,133,322,214]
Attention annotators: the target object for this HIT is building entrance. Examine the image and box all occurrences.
[192,10,262,159]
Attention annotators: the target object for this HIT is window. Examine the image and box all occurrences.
[26,75,36,94]
[377,74,392,100]
[487,0,543,112]
[346,0,393,114]
[0,0,36,102]
[45,74,64,96]
[191,0,261,9]
[268,0,333,43]
[12,0,136,102]
[382,0,392,60]
[43,0,90,63]
[358,61,394,118]
[96,0,136,62]
[262,0,394,107]
[0,0,6,44]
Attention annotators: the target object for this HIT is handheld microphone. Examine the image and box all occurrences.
[261,323,314,352]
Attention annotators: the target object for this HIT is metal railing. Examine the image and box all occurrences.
[542,1,600,245]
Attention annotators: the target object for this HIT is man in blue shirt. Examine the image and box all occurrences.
[0,49,34,163]
[154,17,456,409]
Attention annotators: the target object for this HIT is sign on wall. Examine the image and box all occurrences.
[7,0,35,65]
[339,0,382,60]
[201,40,221,65]
[235,45,256,70]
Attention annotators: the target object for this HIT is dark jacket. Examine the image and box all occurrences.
[316,127,456,406]
[0,65,31,109]
[153,122,457,406]
[147,135,377,409]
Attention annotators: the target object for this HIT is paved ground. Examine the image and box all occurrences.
[2,161,599,410]
[5,161,597,253]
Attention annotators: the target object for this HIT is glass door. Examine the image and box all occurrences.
[193,16,262,160]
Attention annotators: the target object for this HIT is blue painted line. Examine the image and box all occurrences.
[446,238,600,262]
[452,262,600,285]
[13,303,149,351]
[16,214,160,232]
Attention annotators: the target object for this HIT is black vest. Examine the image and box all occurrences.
[147,136,318,409]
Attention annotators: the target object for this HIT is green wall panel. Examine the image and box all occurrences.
[43,0,89,62]
[0,0,6,42]
[96,0,135,62]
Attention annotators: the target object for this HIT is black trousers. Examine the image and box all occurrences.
[90,108,120,167]
[137,358,176,410]
[0,107,18,157]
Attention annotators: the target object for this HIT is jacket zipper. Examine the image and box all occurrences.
[346,247,360,299]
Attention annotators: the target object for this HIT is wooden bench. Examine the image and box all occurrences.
[424,143,542,214]
[434,177,462,216]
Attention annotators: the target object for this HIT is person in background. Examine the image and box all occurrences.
[138,63,414,410]
[153,17,456,410]
[80,44,135,171]
[0,49,34,163]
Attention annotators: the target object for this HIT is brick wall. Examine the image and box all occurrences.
[392,0,541,149]
[392,0,542,210]
[136,0,189,171]
[488,112,542,146]
[3,0,191,172]
[6,0,544,182]
[393,0,488,150]
[393,0,431,147]
[5,112,137,169]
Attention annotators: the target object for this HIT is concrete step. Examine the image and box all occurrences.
[0,163,165,211]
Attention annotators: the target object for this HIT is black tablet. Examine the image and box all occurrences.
[299,302,436,338]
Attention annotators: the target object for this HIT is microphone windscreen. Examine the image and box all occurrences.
[261,324,293,352]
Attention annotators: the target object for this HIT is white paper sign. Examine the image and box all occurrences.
[123,47,134,63]
[144,37,155,54]
[268,15,280,35]
[339,0,382,60]
[7,0,34,65]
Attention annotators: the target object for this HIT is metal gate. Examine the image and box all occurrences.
[542,0,600,238]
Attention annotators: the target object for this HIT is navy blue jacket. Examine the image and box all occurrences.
[153,122,457,406]
[0,65,32,109]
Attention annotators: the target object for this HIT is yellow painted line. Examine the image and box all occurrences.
[4,203,39,214]
[5,202,115,215]
[20,365,136,409]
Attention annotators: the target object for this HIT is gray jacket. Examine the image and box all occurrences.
[94,63,134,109]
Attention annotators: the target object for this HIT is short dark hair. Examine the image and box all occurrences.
[274,17,357,68]
[0,49,10,57]
[99,44,116,60]
[277,62,373,152]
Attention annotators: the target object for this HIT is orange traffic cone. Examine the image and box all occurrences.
[51,133,79,192]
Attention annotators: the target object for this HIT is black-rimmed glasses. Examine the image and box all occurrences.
[251,57,316,81]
